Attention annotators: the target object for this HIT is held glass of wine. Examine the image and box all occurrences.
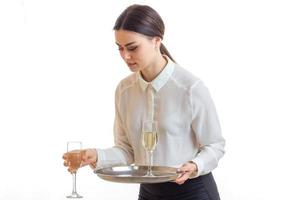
[66,141,83,198]
[142,120,158,176]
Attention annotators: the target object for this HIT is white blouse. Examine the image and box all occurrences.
[96,57,225,176]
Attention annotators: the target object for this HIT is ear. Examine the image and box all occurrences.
[152,36,162,49]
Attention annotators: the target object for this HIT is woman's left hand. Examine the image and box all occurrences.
[175,161,198,185]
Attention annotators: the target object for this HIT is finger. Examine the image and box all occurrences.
[176,172,185,179]
[81,155,90,166]
[178,165,191,173]
[175,172,192,185]
[175,174,188,185]
[68,168,76,174]
[62,153,67,160]
[63,161,68,166]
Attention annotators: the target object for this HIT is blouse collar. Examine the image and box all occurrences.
[137,56,175,92]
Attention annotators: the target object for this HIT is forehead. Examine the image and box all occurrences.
[115,30,150,45]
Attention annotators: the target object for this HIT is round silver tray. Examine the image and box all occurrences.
[94,165,179,183]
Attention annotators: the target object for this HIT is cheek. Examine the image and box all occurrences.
[132,51,144,64]
[137,48,154,61]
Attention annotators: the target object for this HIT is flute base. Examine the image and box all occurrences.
[66,192,83,198]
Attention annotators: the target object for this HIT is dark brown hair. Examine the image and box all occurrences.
[113,4,175,62]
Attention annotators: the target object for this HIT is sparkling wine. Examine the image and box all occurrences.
[67,150,82,171]
[142,131,157,151]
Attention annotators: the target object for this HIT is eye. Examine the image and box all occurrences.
[127,46,138,51]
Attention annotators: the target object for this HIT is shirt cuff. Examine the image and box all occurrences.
[95,148,106,169]
[191,158,210,177]
[95,147,129,169]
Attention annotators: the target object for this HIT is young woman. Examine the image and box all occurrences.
[63,4,225,200]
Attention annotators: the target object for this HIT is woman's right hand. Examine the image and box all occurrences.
[62,148,98,173]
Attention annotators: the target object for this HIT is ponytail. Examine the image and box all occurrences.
[160,43,175,63]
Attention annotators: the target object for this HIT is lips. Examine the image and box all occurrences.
[127,63,136,66]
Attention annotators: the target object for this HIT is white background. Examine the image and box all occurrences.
[1,0,300,199]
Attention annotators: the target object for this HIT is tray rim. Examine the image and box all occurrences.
[94,165,180,184]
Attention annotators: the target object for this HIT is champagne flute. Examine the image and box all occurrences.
[142,120,158,176]
[66,141,83,198]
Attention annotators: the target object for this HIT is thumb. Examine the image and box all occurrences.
[178,165,190,173]
[82,149,97,165]
[81,150,91,166]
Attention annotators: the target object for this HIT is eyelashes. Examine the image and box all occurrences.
[118,46,138,52]
[128,46,138,51]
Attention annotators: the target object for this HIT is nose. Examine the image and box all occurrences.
[121,50,131,61]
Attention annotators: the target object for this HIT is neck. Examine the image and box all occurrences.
[141,55,167,82]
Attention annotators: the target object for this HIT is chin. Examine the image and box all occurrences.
[128,65,140,72]
[129,68,139,72]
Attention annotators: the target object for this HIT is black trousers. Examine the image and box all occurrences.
[138,173,220,200]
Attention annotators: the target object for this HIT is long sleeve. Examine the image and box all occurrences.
[96,85,134,169]
[190,81,225,176]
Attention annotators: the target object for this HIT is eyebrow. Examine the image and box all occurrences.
[115,42,136,47]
